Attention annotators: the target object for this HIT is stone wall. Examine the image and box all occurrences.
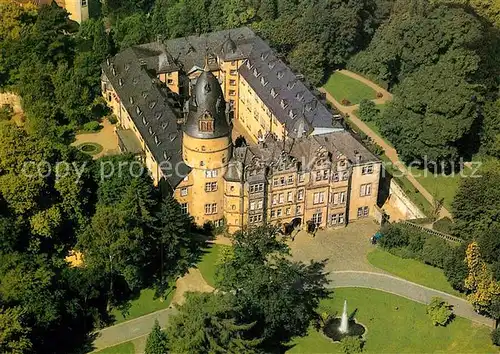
[387,179,426,220]
[0,92,22,113]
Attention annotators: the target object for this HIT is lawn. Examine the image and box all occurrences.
[289,288,496,353]
[196,243,230,287]
[367,248,462,297]
[94,341,135,354]
[323,72,377,105]
[407,165,473,210]
[111,286,175,325]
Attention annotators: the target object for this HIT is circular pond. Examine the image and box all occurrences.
[323,318,366,342]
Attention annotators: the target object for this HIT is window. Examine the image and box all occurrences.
[229,90,236,96]
[250,201,255,210]
[229,80,236,86]
[273,178,279,187]
[271,210,276,218]
[313,192,325,204]
[277,209,282,217]
[279,193,284,204]
[287,175,293,185]
[81,0,87,6]
[287,191,293,202]
[214,219,224,227]
[167,79,174,84]
[181,203,188,215]
[316,171,322,181]
[298,173,305,183]
[297,189,304,201]
[286,207,291,215]
[323,170,329,180]
[199,119,214,132]
[331,213,345,225]
[272,194,278,205]
[357,206,369,218]
[362,165,374,175]
[332,172,339,182]
[205,169,218,178]
[180,187,188,197]
[332,191,346,205]
[205,203,217,215]
[312,212,322,225]
[230,69,237,75]
[296,205,302,215]
[342,172,349,181]
[280,176,286,186]
[205,182,218,192]
[360,183,372,197]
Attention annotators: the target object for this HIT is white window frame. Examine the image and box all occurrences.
[180,187,188,197]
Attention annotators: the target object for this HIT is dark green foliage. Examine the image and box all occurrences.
[443,243,468,292]
[433,217,453,234]
[452,161,500,240]
[145,320,168,354]
[82,121,101,132]
[340,336,364,353]
[426,297,454,326]
[288,41,326,86]
[0,104,13,121]
[378,223,410,250]
[216,226,329,350]
[477,224,500,265]
[113,13,151,51]
[421,237,453,268]
[492,327,500,346]
[166,292,263,353]
[358,99,379,122]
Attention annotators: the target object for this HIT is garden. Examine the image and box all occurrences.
[323,72,377,105]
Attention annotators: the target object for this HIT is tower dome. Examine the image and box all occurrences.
[221,35,237,55]
[184,71,231,139]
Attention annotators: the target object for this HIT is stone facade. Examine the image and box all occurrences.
[101,27,381,233]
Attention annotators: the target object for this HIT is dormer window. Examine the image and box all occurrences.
[280,99,288,109]
[287,80,296,90]
[169,133,177,142]
[136,106,142,116]
[149,101,156,109]
[142,116,148,126]
[253,68,260,78]
[296,91,304,101]
[268,60,276,69]
[161,122,169,130]
[271,88,278,98]
[246,59,252,69]
[106,58,110,66]
[277,71,284,80]
[305,102,313,112]
[199,110,214,132]
[155,112,162,120]
[261,51,270,61]
[118,78,123,86]
[148,126,153,135]
[111,65,116,76]
[154,135,160,145]
[129,97,134,104]
[289,109,297,119]
[260,76,268,87]
[132,77,138,85]
[142,91,148,99]
[124,64,130,72]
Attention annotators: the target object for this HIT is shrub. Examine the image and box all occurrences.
[358,99,379,122]
[340,336,363,353]
[443,243,468,292]
[421,237,453,268]
[427,297,454,326]
[0,104,13,121]
[341,98,351,106]
[376,92,383,98]
[82,121,101,132]
[433,217,453,234]
[107,114,118,124]
[492,327,500,346]
[379,224,409,250]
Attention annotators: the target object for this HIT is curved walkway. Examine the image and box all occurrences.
[320,69,451,218]
[329,271,494,327]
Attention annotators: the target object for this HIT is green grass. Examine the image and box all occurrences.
[323,72,377,105]
[367,248,462,297]
[111,286,175,325]
[196,244,230,287]
[76,142,104,156]
[94,341,135,354]
[289,288,496,353]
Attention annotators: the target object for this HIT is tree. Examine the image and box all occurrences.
[492,327,500,346]
[166,292,262,353]
[378,49,481,166]
[358,99,379,122]
[452,160,500,240]
[444,243,468,292]
[288,41,326,86]
[216,226,329,350]
[340,336,363,353]
[426,297,454,326]
[112,13,151,50]
[145,320,168,354]
[433,0,500,28]
[464,242,500,315]
[0,306,32,354]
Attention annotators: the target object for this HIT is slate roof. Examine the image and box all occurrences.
[101,48,191,188]
[238,36,343,137]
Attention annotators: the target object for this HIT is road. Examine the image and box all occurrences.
[320,69,451,219]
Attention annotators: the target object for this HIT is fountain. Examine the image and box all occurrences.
[339,300,349,334]
[322,300,366,342]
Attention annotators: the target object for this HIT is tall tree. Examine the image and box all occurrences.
[166,292,262,353]
[145,320,168,354]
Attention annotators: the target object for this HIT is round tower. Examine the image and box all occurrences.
[182,71,232,226]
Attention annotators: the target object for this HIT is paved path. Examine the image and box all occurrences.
[320,70,451,219]
[329,271,495,328]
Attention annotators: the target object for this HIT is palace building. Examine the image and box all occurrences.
[101,27,381,233]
